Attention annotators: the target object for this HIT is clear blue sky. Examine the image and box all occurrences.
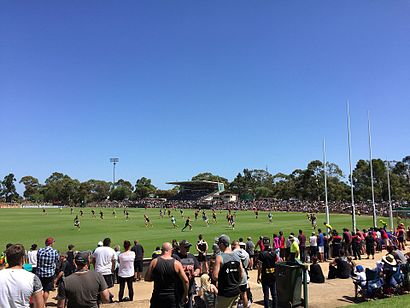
[1,1,409,191]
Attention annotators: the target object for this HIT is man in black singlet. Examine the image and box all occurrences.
[145,242,189,308]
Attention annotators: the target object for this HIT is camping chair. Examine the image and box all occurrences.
[364,268,383,299]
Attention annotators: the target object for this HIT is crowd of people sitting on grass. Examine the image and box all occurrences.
[1,222,410,308]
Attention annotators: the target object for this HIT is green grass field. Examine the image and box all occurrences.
[0,207,375,255]
[343,294,410,307]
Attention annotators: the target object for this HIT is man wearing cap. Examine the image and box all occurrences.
[0,244,44,308]
[289,235,300,262]
[172,240,201,308]
[257,244,279,308]
[212,234,243,308]
[57,251,110,308]
[36,237,59,304]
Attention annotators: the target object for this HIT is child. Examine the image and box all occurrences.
[197,273,218,308]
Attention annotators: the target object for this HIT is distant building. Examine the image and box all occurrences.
[167,180,224,201]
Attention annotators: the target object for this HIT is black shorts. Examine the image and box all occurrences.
[134,260,143,272]
[239,284,248,292]
[197,253,207,262]
[39,276,54,292]
[103,274,114,288]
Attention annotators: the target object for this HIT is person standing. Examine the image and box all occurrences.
[351,232,362,260]
[0,244,44,308]
[131,240,144,281]
[92,237,115,302]
[317,229,325,262]
[66,244,76,277]
[245,237,255,270]
[173,240,201,308]
[309,232,318,259]
[289,235,300,261]
[36,237,59,304]
[212,234,243,308]
[298,230,306,262]
[145,242,189,308]
[365,231,375,259]
[196,234,209,274]
[118,240,135,302]
[27,243,38,275]
[57,251,110,308]
[232,240,250,308]
[257,245,279,308]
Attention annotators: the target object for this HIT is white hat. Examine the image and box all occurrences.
[97,241,103,247]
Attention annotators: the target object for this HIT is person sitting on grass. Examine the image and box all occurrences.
[309,256,325,283]
[328,250,352,279]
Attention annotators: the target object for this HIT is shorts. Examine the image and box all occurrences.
[318,246,324,253]
[239,284,248,292]
[103,274,114,288]
[197,253,207,262]
[39,276,55,292]
[134,260,143,272]
[398,236,404,243]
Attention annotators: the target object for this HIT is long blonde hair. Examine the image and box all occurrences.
[200,273,211,292]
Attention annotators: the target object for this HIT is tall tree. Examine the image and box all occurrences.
[191,172,229,189]
[133,177,157,199]
[19,176,42,202]
[43,172,80,205]
[1,173,20,202]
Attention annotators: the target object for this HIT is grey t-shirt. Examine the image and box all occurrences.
[57,270,107,308]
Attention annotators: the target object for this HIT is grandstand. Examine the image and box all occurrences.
[167,180,224,201]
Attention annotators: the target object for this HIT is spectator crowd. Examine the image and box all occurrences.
[1,220,410,308]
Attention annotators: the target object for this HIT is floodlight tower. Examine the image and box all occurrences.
[110,158,119,188]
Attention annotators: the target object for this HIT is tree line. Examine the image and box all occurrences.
[1,156,409,205]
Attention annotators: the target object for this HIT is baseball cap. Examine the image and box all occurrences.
[179,240,192,248]
[216,234,231,247]
[356,265,364,272]
[97,241,103,247]
[75,251,90,265]
[45,237,55,246]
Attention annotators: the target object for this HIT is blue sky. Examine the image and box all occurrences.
[1,1,409,191]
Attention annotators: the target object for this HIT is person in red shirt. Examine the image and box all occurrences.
[397,224,406,250]
[351,232,361,260]
[255,236,265,253]
[279,231,286,260]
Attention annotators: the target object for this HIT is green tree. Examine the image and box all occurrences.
[110,186,130,201]
[1,173,20,202]
[109,179,133,201]
[191,172,229,189]
[43,172,80,205]
[19,176,42,202]
[133,177,157,199]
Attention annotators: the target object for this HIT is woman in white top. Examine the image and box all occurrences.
[27,244,38,275]
[310,232,318,259]
[118,240,136,302]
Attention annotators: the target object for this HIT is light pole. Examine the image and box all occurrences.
[110,158,119,189]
